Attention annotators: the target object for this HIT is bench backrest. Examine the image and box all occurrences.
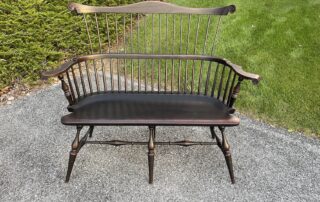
[69,1,235,55]
[62,1,241,109]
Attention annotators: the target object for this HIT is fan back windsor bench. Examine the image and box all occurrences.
[42,1,260,184]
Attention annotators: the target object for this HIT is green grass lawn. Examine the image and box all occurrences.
[131,0,320,135]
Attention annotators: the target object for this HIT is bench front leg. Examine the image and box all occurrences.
[211,126,235,184]
[148,126,156,184]
[219,126,235,184]
[65,125,83,182]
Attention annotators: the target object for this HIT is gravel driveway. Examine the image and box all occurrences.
[0,84,319,201]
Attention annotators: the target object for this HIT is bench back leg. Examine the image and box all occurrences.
[210,126,216,140]
[88,126,94,138]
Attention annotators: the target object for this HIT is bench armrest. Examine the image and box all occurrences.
[41,59,77,78]
[224,60,261,85]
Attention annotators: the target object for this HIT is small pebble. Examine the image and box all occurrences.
[7,101,12,105]
[8,96,15,101]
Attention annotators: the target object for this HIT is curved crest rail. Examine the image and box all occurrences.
[68,1,236,15]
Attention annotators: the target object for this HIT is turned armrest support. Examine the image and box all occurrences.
[221,60,260,112]
[227,73,260,112]
[41,59,77,106]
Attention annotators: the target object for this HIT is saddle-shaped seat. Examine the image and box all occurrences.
[62,93,240,126]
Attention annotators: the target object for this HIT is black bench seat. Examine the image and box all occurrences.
[62,93,240,126]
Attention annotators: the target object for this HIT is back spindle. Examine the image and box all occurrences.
[137,14,141,92]
[78,63,87,96]
[70,66,80,98]
[197,15,212,94]
[184,14,192,93]
[211,63,220,97]
[171,14,175,93]
[217,64,226,100]
[222,68,232,102]
[83,14,93,54]
[105,14,111,53]
[130,14,134,91]
[66,71,76,101]
[158,14,161,92]
[204,61,213,95]
[84,60,93,95]
[191,15,201,94]
[211,16,222,55]
[178,14,183,93]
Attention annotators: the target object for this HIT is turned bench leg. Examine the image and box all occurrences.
[221,128,235,184]
[88,126,94,138]
[210,126,216,140]
[210,126,235,184]
[65,125,83,182]
[148,126,156,184]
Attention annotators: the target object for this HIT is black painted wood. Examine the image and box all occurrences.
[41,1,261,185]
[69,1,236,15]
[62,93,240,126]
